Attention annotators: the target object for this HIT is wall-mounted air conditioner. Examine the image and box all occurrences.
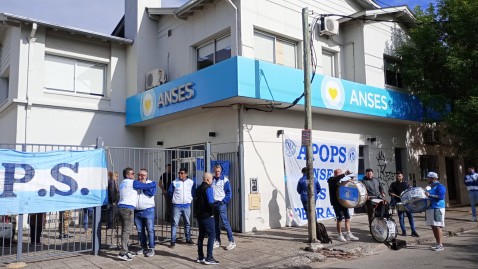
[146,68,166,90]
[320,17,339,36]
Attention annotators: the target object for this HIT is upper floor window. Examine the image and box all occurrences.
[197,35,231,71]
[322,50,337,77]
[44,54,106,97]
[254,31,297,68]
[384,55,403,88]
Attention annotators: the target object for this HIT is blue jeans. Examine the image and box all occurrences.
[83,207,93,230]
[214,202,234,243]
[197,216,215,260]
[398,210,416,233]
[172,205,191,243]
[134,208,155,249]
[469,191,478,217]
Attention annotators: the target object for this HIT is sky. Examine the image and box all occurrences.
[0,0,436,35]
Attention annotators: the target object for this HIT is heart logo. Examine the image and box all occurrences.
[145,99,151,111]
[328,88,338,100]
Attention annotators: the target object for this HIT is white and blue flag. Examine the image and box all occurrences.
[0,149,107,215]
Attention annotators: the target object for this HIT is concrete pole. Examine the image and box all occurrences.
[302,7,317,243]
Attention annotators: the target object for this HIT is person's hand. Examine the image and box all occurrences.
[425,192,430,197]
[345,170,352,175]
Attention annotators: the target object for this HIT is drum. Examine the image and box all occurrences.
[337,180,367,208]
[396,202,406,212]
[370,217,398,243]
[400,187,430,213]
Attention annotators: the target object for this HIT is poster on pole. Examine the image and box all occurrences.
[283,133,358,226]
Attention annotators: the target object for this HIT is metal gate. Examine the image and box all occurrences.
[216,152,241,232]
[0,142,207,264]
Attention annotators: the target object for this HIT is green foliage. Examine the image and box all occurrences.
[397,0,478,159]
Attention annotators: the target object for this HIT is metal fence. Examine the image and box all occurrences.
[0,142,210,264]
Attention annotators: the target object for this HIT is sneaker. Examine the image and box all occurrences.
[186,239,195,245]
[345,232,359,241]
[204,258,220,265]
[430,244,439,250]
[196,257,205,263]
[127,252,137,257]
[401,231,407,236]
[336,234,346,242]
[226,241,236,250]
[146,249,155,257]
[411,231,420,237]
[117,252,133,261]
[433,245,444,251]
[213,240,220,249]
[472,216,477,222]
[170,242,175,249]
[136,248,145,255]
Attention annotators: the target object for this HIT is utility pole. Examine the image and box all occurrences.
[302,7,317,243]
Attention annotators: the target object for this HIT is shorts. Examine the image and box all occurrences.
[425,208,445,227]
[333,205,351,221]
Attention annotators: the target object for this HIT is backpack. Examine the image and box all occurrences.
[316,222,332,244]
[374,200,391,219]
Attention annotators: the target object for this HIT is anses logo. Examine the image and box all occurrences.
[321,77,345,110]
[140,90,156,120]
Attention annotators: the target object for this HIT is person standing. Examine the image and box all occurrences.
[212,164,236,250]
[168,167,196,248]
[327,169,359,242]
[107,171,120,229]
[388,171,419,237]
[29,212,46,245]
[117,167,157,261]
[464,166,478,222]
[159,164,173,222]
[134,168,156,257]
[425,171,447,251]
[362,168,385,225]
[194,172,219,265]
[297,167,321,220]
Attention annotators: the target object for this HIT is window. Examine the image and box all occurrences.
[44,54,106,96]
[197,35,231,70]
[384,56,403,88]
[322,50,337,77]
[419,155,438,180]
[254,31,297,68]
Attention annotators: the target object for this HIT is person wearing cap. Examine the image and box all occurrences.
[425,171,447,251]
[464,166,478,222]
[327,169,359,242]
[297,167,321,220]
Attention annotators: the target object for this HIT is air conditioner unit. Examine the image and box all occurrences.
[146,68,167,90]
[320,17,339,36]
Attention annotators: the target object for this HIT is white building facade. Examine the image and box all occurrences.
[0,0,469,233]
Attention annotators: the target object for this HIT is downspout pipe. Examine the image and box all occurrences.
[224,0,240,56]
[24,22,37,144]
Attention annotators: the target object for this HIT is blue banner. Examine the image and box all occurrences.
[0,149,108,215]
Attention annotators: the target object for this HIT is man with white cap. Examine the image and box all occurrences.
[424,171,446,251]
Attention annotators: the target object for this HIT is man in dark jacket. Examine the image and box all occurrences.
[389,171,419,237]
[296,167,321,219]
[194,172,219,265]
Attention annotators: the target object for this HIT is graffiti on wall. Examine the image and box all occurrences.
[376,150,396,191]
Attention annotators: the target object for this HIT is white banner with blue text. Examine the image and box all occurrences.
[283,134,358,226]
[0,149,107,215]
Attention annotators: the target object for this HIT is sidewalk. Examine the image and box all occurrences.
[12,206,478,269]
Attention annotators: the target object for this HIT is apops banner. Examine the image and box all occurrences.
[283,133,358,226]
[0,149,107,215]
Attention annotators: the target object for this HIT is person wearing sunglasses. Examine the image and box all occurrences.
[134,169,156,257]
[167,167,196,248]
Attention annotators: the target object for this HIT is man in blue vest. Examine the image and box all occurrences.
[212,164,236,250]
[297,167,321,220]
[134,169,156,257]
[464,166,478,222]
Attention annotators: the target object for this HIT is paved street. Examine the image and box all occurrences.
[5,206,478,269]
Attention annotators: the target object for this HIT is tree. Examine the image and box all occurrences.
[397,0,478,161]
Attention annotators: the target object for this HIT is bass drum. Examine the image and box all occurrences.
[370,217,398,243]
[337,180,367,208]
[400,187,430,213]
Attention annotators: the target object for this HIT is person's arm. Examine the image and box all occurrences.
[430,184,446,200]
[143,181,157,196]
[206,187,215,204]
[191,179,197,198]
[223,180,232,203]
[132,180,156,190]
[297,179,303,194]
[315,180,321,196]
[167,181,174,198]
